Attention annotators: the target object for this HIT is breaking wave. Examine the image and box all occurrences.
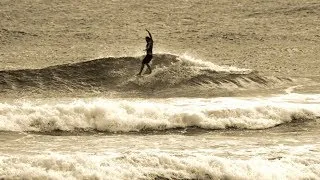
[1,149,319,179]
[0,97,318,133]
[0,53,294,97]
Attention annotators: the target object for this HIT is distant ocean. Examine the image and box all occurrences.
[1,0,319,179]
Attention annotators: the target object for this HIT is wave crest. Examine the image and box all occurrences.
[0,98,318,133]
[0,54,294,97]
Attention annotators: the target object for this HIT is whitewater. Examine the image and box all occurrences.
[0,95,319,132]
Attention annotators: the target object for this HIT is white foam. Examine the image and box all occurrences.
[0,94,319,132]
[179,53,252,73]
[0,150,319,179]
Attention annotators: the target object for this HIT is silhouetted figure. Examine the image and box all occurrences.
[137,29,153,75]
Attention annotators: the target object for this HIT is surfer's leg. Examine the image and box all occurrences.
[146,63,152,74]
[138,64,144,75]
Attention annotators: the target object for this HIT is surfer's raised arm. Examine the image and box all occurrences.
[146,29,152,40]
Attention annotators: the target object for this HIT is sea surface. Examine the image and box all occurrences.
[0,0,320,179]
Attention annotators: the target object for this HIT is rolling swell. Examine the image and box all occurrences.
[0,54,293,97]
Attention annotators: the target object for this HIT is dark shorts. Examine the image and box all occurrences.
[142,54,153,64]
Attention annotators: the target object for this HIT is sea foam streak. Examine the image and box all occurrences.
[0,94,318,132]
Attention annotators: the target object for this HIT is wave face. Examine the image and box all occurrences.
[0,96,318,133]
[0,54,294,97]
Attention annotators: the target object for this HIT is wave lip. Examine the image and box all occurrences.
[0,98,318,133]
[0,53,294,97]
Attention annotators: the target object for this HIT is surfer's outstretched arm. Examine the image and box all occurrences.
[146,29,152,40]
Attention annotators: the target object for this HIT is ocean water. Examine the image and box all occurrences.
[1,0,320,179]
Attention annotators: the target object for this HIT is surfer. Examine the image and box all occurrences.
[137,29,153,76]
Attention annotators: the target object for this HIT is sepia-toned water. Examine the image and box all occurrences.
[0,0,319,179]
